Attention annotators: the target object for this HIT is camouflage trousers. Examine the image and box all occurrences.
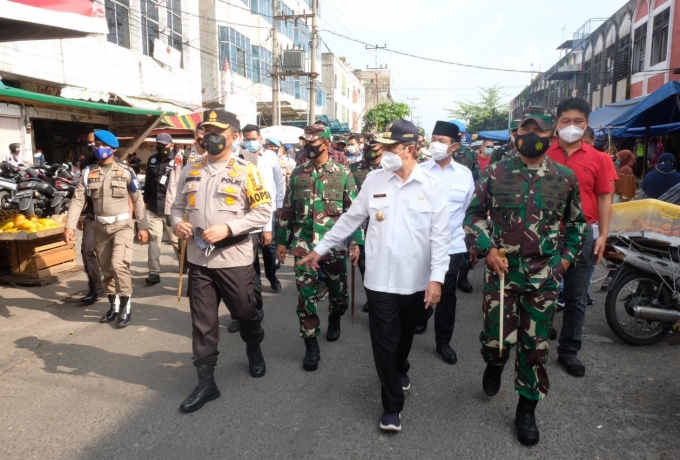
[480,263,559,401]
[294,254,349,338]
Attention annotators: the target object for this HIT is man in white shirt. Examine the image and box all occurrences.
[6,143,31,168]
[300,119,450,433]
[418,120,474,365]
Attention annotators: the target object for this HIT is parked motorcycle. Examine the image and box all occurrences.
[11,163,75,217]
[0,162,21,211]
[603,235,680,345]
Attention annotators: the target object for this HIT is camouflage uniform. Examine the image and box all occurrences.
[464,155,586,401]
[349,159,382,278]
[277,159,362,338]
[453,145,481,182]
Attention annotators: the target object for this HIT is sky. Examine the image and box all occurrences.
[318,0,627,134]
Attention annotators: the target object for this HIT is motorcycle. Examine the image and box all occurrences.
[0,162,21,211]
[11,163,75,217]
[602,234,680,345]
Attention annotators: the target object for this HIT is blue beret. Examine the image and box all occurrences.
[94,130,119,148]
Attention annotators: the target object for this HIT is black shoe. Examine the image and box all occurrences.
[100,295,118,323]
[557,355,586,377]
[145,274,161,285]
[482,364,504,396]
[303,337,320,371]
[326,313,341,342]
[549,327,557,340]
[414,307,434,335]
[556,293,565,311]
[246,343,266,378]
[457,279,473,293]
[586,294,594,306]
[116,296,131,328]
[436,344,458,364]
[362,301,369,313]
[267,276,282,291]
[80,288,105,305]
[379,411,402,432]
[515,396,539,446]
[179,365,221,413]
[274,259,281,270]
[227,319,240,333]
[400,374,411,391]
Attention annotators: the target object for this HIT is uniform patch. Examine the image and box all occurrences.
[189,170,201,176]
[221,178,242,186]
[228,158,235,168]
[115,170,123,177]
[112,176,127,182]
[221,186,239,195]
[248,190,272,207]
[233,165,244,172]
[229,171,240,178]
[188,193,196,207]
[248,171,264,191]
[186,183,196,191]
[373,193,386,198]
[193,163,203,169]
[150,158,157,164]
[225,196,235,206]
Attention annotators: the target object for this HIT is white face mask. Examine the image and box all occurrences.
[429,141,452,161]
[381,150,405,172]
[347,145,357,154]
[559,125,585,143]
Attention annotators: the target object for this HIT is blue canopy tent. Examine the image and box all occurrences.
[478,130,510,142]
[588,97,645,131]
[609,80,680,137]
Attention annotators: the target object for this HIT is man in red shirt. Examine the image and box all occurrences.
[546,97,617,378]
[477,139,494,171]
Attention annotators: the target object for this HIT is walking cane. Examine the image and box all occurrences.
[177,212,189,302]
[351,262,356,324]
[499,248,507,357]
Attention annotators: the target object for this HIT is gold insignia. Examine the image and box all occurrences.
[225,196,235,206]
[517,139,524,148]
[187,184,195,191]
[188,193,196,207]
[218,144,224,149]
[418,195,425,201]
[233,165,244,171]
[193,163,203,169]
[376,210,385,222]
[535,141,544,150]
[189,170,201,176]
[229,171,240,178]
[385,122,393,131]
[221,186,238,195]
[227,158,235,168]
[209,111,218,121]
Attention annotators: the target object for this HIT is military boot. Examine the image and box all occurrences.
[100,295,118,323]
[482,364,504,396]
[515,396,540,446]
[117,296,131,328]
[457,262,473,293]
[303,337,320,371]
[326,313,341,342]
[246,342,266,378]
[179,365,221,413]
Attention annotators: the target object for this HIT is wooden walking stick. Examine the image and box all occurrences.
[351,262,356,324]
[177,212,189,302]
[499,248,507,357]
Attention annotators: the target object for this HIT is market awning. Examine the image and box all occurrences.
[161,112,204,130]
[588,97,646,130]
[0,81,174,116]
[0,0,108,42]
[609,81,680,136]
[478,130,510,142]
[116,94,193,116]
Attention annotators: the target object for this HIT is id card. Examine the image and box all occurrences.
[160,175,168,186]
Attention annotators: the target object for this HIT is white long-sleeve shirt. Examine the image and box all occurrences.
[254,149,284,233]
[420,158,474,255]
[314,165,450,295]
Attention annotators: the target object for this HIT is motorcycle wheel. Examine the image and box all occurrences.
[52,198,70,215]
[605,272,672,346]
[0,190,11,210]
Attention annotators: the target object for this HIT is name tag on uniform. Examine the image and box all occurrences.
[160,175,167,186]
[373,193,387,198]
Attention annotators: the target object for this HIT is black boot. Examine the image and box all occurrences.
[117,296,131,328]
[326,313,341,342]
[303,337,320,371]
[100,295,118,323]
[515,396,540,446]
[457,263,473,293]
[81,288,105,305]
[414,307,434,335]
[179,365,221,413]
[482,364,504,396]
[246,343,266,378]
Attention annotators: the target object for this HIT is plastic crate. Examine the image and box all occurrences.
[609,199,680,237]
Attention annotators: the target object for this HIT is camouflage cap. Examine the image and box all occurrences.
[300,124,332,142]
[509,119,521,131]
[519,106,556,130]
[364,134,382,148]
[332,135,347,145]
[417,126,425,136]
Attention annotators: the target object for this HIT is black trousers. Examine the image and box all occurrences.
[189,263,264,367]
[367,288,425,413]
[435,253,464,345]
[81,216,103,294]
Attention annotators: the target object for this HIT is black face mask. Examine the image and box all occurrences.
[305,144,324,159]
[205,133,228,156]
[365,147,382,161]
[515,133,551,159]
[87,143,95,153]
[158,146,171,156]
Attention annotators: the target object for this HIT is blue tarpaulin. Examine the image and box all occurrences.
[609,81,680,137]
[478,130,510,142]
[588,97,645,130]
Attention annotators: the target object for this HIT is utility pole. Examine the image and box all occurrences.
[308,0,318,124]
[366,44,386,107]
[407,97,419,122]
[272,0,280,125]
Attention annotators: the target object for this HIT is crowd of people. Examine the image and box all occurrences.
[58,95,680,447]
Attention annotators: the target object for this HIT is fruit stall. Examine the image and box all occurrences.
[609,199,680,246]
[0,211,79,286]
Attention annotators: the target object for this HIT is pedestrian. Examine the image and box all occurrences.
[349,135,384,313]
[5,143,30,168]
[582,127,596,147]
[300,119,449,432]
[278,142,296,191]
[640,152,680,199]
[416,120,474,364]
[477,139,494,172]
[171,110,273,413]
[346,135,363,163]
[493,119,520,163]
[125,152,142,174]
[295,132,349,167]
[546,97,618,378]
[276,124,361,372]
[452,134,480,182]
[465,107,586,446]
[144,133,180,285]
[613,150,637,203]
[64,130,150,327]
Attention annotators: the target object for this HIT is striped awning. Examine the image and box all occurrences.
[161,112,204,130]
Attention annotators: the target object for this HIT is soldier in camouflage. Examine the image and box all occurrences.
[349,135,383,312]
[493,118,520,163]
[464,108,586,446]
[453,141,480,182]
[276,124,362,372]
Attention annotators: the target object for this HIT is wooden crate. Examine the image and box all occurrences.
[7,234,76,279]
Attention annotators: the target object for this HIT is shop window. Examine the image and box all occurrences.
[650,8,670,66]
[251,0,273,24]
[632,24,647,73]
[218,26,251,79]
[141,0,160,57]
[251,45,273,86]
[167,0,183,67]
[615,35,631,81]
[592,54,602,91]
[105,0,130,49]
[604,45,615,86]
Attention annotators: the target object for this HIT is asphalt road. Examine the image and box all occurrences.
[1,239,679,460]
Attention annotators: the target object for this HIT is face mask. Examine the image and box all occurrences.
[381,149,406,172]
[366,148,382,160]
[305,143,324,159]
[231,141,239,152]
[244,140,260,153]
[515,133,551,159]
[159,146,171,156]
[93,146,113,161]
[484,148,494,155]
[88,143,95,153]
[347,145,358,154]
[204,133,228,156]
[193,228,214,257]
[558,125,585,143]
[429,142,452,161]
